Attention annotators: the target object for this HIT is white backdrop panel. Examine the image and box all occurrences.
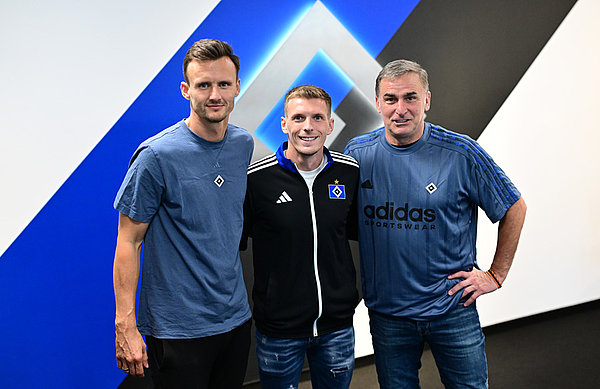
[476,0,600,326]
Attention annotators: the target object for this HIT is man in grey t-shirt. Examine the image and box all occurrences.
[112,39,253,388]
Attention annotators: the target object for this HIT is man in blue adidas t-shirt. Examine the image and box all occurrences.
[344,60,527,388]
[112,39,253,388]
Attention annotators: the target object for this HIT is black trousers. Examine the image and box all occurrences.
[146,319,252,389]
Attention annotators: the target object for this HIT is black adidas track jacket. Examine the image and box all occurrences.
[242,144,359,338]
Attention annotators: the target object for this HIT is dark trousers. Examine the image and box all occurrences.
[146,319,252,389]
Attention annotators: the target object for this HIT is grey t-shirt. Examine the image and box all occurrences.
[114,120,253,338]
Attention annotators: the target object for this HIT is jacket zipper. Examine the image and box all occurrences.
[308,186,323,337]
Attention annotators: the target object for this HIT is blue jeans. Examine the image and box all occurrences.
[369,303,488,389]
[255,326,355,389]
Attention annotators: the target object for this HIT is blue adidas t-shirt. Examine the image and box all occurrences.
[344,122,520,319]
[114,120,253,338]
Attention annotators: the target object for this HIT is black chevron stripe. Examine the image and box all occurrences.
[374,0,577,140]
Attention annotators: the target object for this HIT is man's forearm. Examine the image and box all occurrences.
[490,197,527,283]
[113,240,142,327]
[113,213,148,326]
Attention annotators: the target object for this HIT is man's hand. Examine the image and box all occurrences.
[448,197,526,307]
[447,268,499,306]
[115,324,148,377]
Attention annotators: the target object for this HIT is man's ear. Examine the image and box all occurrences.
[180,82,190,100]
[281,116,290,135]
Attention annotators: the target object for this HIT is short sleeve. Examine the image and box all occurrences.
[343,144,354,158]
[468,145,521,223]
[247,134,255,165]
[114,146,165,222]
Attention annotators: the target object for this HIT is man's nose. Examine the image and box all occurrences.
[304,118,315,130]
[394,101,406,115]
[209,85,222,100]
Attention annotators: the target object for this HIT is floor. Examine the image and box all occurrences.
[121,299,600,388]
[244,299,600,389]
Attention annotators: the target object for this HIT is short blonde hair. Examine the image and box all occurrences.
[284,85,332,117]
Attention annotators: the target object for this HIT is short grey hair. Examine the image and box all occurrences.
[375,59,429,96]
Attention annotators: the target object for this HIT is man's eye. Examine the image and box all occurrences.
[219,82,230,87]
[314,115,323,120]
[292,116,304,121]
[198,83,209,88]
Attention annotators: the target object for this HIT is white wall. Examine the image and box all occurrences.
[475,0,600,326]
[0,0,220,256]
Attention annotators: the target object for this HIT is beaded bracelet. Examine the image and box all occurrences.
[487,269,502,288]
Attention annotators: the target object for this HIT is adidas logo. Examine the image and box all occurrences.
[276,191,293,204]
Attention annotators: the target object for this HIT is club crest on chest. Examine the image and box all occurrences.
[329,179,346,199]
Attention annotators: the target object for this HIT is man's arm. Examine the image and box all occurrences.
[113,213,150,377]
[448,196,527,306]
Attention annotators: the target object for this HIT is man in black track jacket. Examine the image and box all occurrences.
[241,85,359,389]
